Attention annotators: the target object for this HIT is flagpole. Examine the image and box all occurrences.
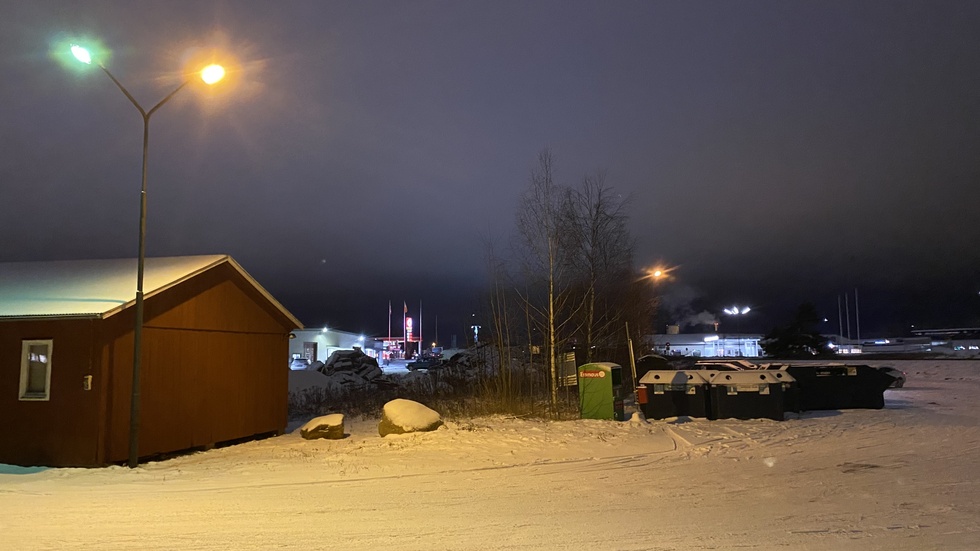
[403,300,407,359]
[419,299,423,349]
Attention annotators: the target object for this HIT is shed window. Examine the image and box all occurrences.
[19,340,53,401]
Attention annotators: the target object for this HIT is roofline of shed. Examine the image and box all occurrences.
[100,255,304,329]
[2,256,303,328]
[0,313,102,321]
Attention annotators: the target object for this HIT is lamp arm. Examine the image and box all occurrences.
[98,65,147,118]
[147,80,189,118]
[98,64,190,120]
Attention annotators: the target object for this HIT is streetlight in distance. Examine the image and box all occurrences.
[642,264,677,283]
[723,306,751,356]
[642,264,676,335]
[69,43,225,469]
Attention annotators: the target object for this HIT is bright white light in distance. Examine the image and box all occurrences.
[704,335,719,342]
[70,44,92,64]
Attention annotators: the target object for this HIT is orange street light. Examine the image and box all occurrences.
[200,64,226,85]
[642,264,677,283]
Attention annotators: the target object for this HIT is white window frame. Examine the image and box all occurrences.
[19,339,53,401]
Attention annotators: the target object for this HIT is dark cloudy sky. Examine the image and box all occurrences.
[2,1,979,339]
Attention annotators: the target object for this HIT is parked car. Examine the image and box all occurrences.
[289,357,311,370]
[878,366,907,388]
[406,358,443,371]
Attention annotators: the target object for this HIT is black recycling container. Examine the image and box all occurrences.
[637,370,713,419]
[635,354,671,381]
[709,371,794,421]
[782,364,894,411]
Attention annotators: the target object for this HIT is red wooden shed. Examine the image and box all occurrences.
[0,255,302,467]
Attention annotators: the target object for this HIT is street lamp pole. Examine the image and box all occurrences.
[70,45,223,468]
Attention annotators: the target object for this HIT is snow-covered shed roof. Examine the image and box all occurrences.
[0,255,302,327]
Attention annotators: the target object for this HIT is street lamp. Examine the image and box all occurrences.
[642,264,675,337]
[70,44,224,468]
[723,306,751,356]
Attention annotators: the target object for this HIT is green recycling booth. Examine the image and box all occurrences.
[578,362,625,420]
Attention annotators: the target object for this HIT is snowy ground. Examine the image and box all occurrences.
[2,359,979,550]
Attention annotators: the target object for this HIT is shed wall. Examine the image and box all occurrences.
[103,263,292,463]
[0,319,103,467]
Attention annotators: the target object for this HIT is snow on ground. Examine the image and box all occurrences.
[2,359,979,550]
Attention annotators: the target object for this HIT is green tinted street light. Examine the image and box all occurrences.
[68,43,224,468]
[70,44,92,64]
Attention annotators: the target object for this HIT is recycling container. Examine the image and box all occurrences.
[635,354,671,381]
[709,371,795,421]
[578,362,625,420]
[782,364,894,411]
[637,370,714,419]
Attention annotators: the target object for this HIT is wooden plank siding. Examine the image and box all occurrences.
[103,262,293,463]
[0,318,103,467]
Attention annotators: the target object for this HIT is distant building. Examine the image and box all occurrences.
[289,327,379,364]
[646,333,763,358]
[828,330,980,357]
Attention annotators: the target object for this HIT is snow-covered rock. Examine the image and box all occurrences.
[378,399,443,437]
[299,414,345,440]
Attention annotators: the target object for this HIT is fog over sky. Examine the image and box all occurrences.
[2,1,979,339]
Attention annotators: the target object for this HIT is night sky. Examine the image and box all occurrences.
[2,1,979,339]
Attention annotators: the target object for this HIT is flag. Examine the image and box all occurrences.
[404,301,408,314]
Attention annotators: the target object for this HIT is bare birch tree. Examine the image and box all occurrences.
[484,150,648,417]
[514,150,578,416]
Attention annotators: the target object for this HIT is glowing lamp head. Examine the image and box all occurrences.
[200,64,225,85]
[70,44,92,65]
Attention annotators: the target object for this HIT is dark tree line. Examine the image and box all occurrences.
[760,302,831,358]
